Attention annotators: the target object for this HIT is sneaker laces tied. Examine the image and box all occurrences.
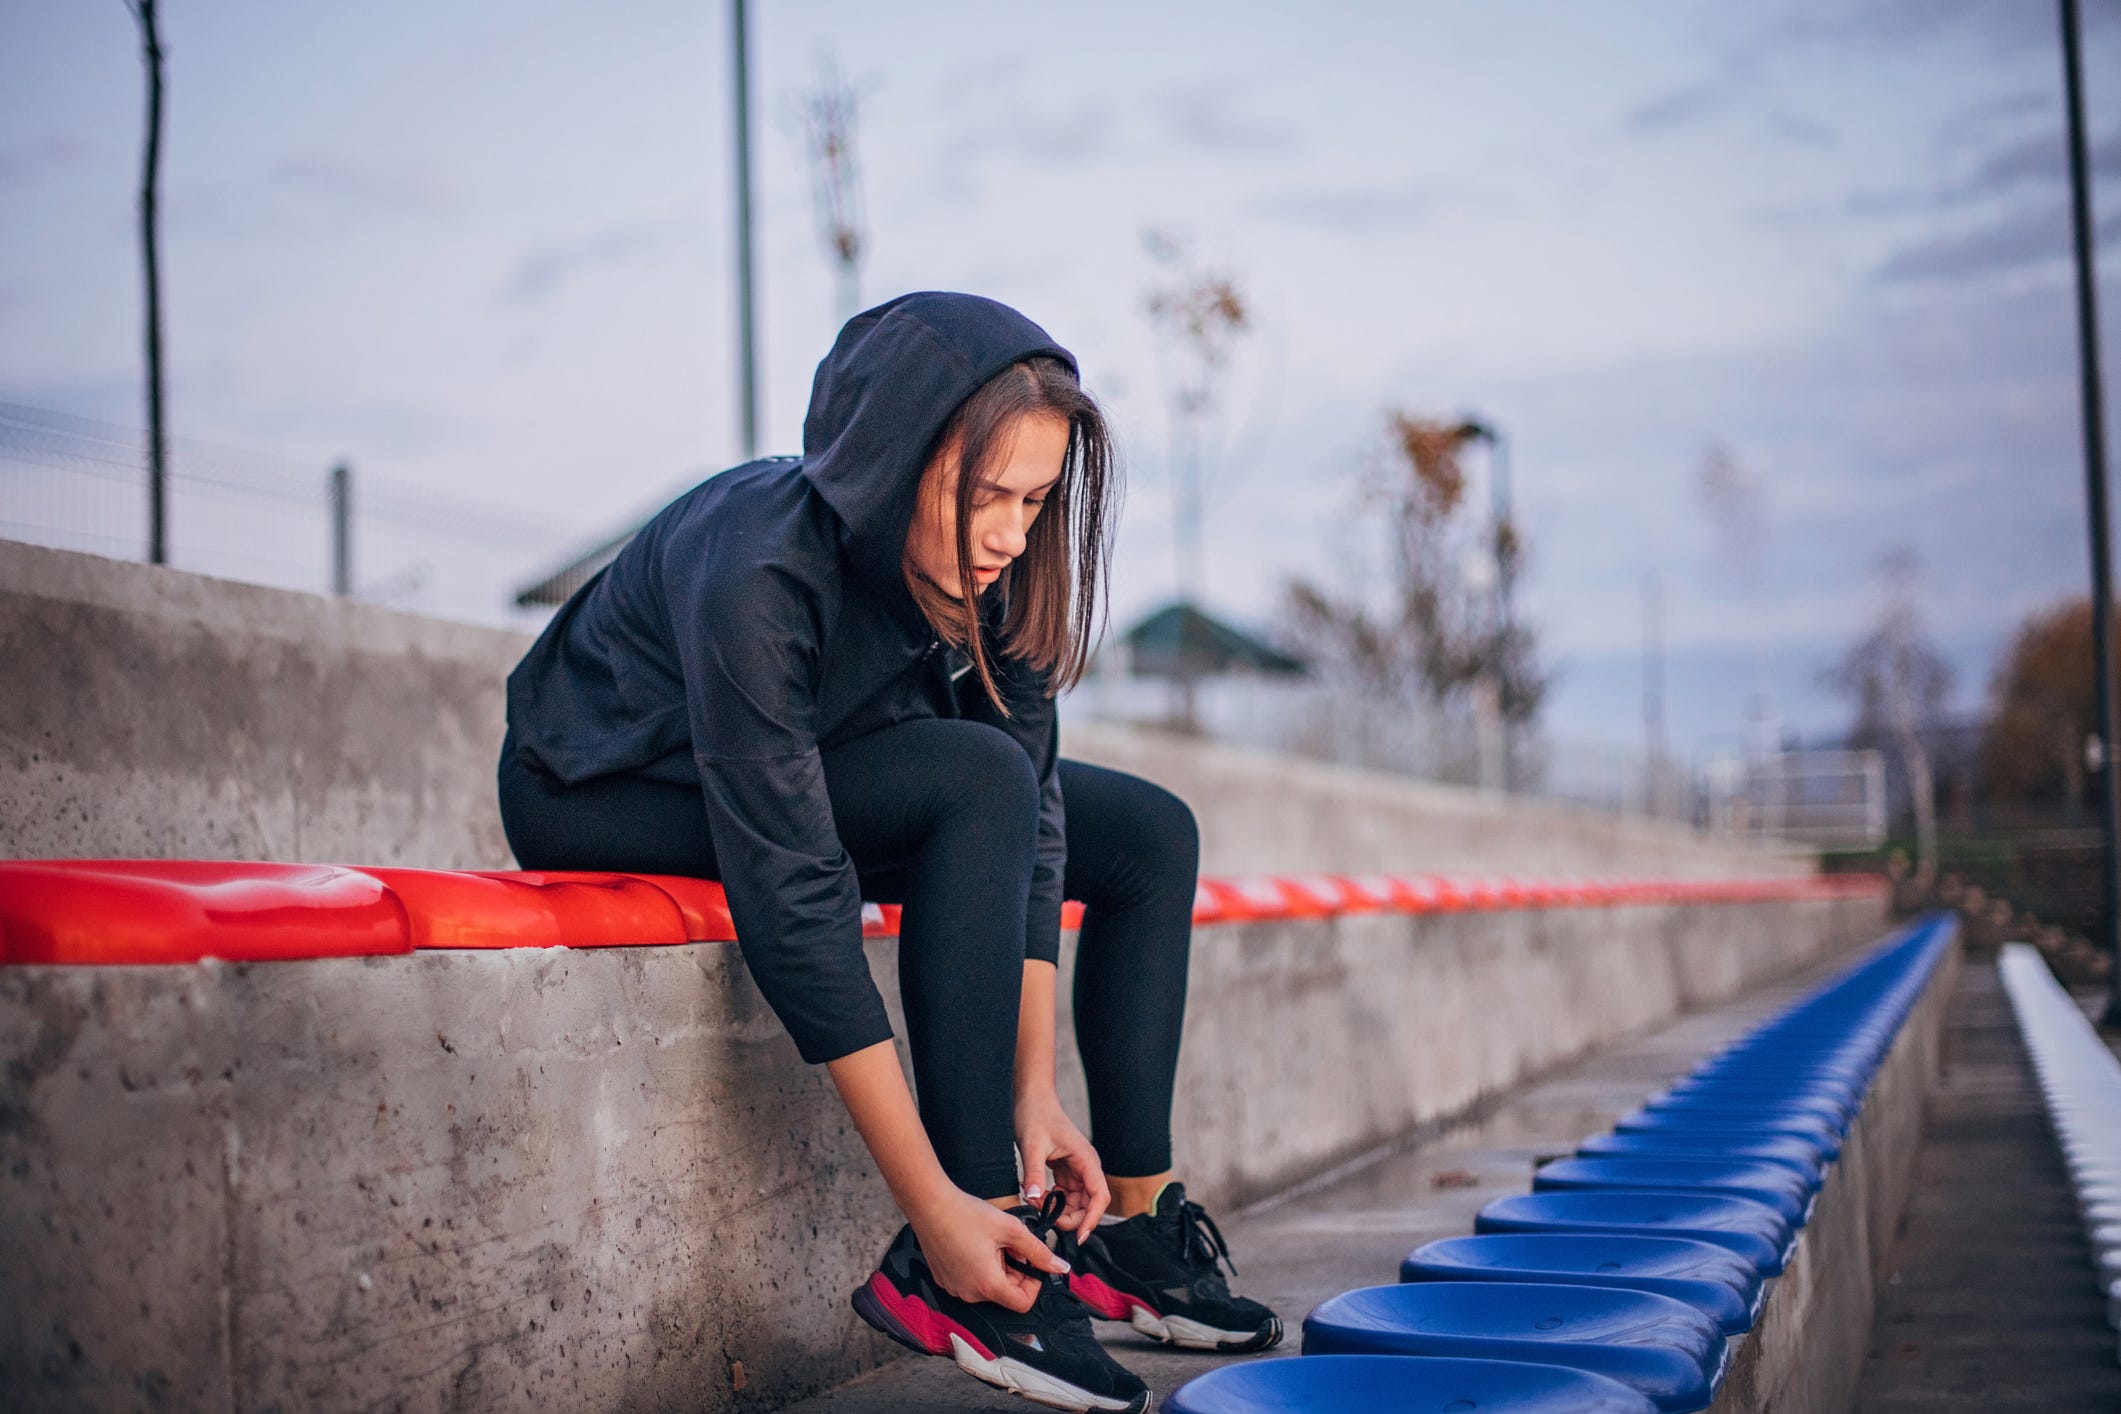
[1153,1196,1238,1279]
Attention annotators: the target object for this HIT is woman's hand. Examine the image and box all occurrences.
[1014,1087,1110,1233]
[910,1187,1071,1313]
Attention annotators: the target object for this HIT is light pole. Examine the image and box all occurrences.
[2059,0,2119,1023]
[731,0,759,460]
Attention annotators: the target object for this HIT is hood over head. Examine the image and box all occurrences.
[800,291,1076,601]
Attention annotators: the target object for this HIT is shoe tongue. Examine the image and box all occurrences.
[1152,1181,1188,1219]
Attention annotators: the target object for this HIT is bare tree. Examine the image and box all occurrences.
[123,0,169,563]
[1285,412,1548,778]
[1823,548,1953,886]
[795,49,866,323]
[1142,230,1249,607]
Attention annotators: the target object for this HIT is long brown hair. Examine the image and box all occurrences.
[902,356,1117,711]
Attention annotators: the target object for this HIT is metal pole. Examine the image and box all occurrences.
[731,0,760,460]
[131,0,168,564]
[2060,0,2120,1021]
[330,462,352,596]
[1644,575,1667,815]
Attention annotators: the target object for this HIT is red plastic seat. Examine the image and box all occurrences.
[0,859,1888,966]
[0,860,410,964]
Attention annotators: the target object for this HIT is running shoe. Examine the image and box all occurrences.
[851,1192,1151,1413]
[1064,1182,1283,1352]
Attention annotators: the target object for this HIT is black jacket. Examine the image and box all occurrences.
[505,293,1074,1064]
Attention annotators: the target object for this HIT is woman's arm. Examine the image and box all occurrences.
[828,1040,1068,1312]
[1011,961,1110,1232]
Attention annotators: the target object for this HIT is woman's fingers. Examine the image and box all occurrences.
[1076,1161,1110,1232]
[1018,1135,1051,1204]
[1045,1142,1109,1232]
[1002,1216,1071,1276]
[990,1267,1040,1312]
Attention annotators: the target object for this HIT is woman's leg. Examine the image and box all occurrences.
[497,722,1039,1200]
[498,731,719,873]
[1058,760,1199,1183]
[822,719,1041,1201]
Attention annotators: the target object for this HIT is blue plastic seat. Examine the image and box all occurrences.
[1532,1157,1814,1224]
[1576,1131,1825,1185]
[1662,1077,1860,1114]
[1477,1190,1794,1275]
[1690,1055,1871,1081]
[1302,1282,1725,1412]
[1163,1354,1659,1414]
[1616,1106,1843,1157]
[1642,1091,1849,1126]
[1399,1233,1766,1335]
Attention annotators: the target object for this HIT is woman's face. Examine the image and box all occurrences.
[906,412,1070,599]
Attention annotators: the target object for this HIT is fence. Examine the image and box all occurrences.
[0,401,583,629]
[6,400,1861,842]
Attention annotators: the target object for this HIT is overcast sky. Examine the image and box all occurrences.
[3,0,2117,761]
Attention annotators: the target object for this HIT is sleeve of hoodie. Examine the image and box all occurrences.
[964,653,1066,967]
[662,527,893,1065]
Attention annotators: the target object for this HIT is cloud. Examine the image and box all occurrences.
[920,92,1120,207]
[1764,109,1838,149]
[0,133,95,189]
[163,154,449,241]
[1243,179,1473,233]
[500,223,662,304]
[1772,124,2119,240]
[1755,0,2121,54]
[1625,79,1734,135]
[1157,85,1300,158]
[1622,55,1831,148]
[259,155,445,217]
[1873,200,2120,283]
[941,96,1118,172]
[1960,125,2121,199]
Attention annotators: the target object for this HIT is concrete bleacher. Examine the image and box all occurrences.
[1,541,1892,1412]
[0,861,1883,1411]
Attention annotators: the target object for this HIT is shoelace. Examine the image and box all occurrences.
[1007,1191,1096,1318]
[1158,1196,1238,1279]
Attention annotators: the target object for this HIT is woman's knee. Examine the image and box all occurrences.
[1081,768,1200,886]
[1130,778,1200,881]
[888,718,1042,839]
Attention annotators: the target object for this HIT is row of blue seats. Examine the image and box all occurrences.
[1166,912,1959,1414]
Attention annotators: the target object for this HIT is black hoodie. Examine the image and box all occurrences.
[504,293,1075,1064]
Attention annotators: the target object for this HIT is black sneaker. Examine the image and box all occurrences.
[851,1192,1151,1413]
[1065,1182,1283,1352]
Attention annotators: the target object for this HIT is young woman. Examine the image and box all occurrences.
[499,292,1280,1413]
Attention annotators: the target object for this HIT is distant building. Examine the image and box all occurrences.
[1107,600,1307,680]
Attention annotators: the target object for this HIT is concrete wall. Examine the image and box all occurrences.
[1,539,1801,883]
[2,891,1887,1413]
[0,541,521,869]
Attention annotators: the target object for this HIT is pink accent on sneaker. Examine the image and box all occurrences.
[1069,1271,1156,1321]
[865,1272,996,1361]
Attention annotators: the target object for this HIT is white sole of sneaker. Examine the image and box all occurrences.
[1126,1304,1276,1352]
[947,1332,1139,1413]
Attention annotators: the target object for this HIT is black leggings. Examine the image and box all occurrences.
[497,717,1197,1199]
